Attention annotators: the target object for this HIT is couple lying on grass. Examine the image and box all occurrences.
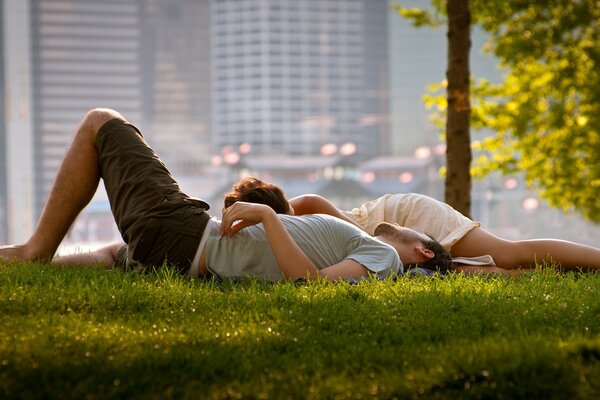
[1,108,599,280]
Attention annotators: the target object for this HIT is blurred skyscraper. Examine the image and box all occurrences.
[3,0,388,241]
[141,0,212,170]
[3,0,35,243]
[29,0,144,221]
[211,0,389,159]
[1,0,213,242]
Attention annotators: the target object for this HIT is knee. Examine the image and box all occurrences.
[80,108,126,135]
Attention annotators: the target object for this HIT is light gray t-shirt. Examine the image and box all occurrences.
[205,214,403,281]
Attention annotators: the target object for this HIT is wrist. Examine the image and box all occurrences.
[260,206,277,220]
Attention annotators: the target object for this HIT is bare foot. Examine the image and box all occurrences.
[0,244,32,263]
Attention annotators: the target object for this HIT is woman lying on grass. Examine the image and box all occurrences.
[0,108,453,281]
[224,177,600,275]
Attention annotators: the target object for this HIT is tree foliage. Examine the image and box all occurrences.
[393,0,600,222]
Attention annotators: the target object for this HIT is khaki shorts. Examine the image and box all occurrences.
[97,119,210,273]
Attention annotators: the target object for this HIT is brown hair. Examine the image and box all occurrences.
[223,176,291,214]
[418,234,454,273]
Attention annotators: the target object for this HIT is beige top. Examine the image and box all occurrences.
[342,193,480,251]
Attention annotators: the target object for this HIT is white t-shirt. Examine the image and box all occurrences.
[204,214,402,281]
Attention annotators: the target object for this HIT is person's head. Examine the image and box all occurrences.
[223,176,293,214]
[373,222,453,273]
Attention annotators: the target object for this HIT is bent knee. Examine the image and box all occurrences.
[82,108,126,133]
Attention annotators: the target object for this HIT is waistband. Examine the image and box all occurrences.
[188,217,220,277]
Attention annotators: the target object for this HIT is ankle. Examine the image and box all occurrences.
[23,242,56,263]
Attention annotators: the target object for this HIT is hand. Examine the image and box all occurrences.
[220,202,275,236]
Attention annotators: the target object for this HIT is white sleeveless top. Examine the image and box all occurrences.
[343,193,480,251]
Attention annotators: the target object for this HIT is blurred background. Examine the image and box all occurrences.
[1,0,598,253]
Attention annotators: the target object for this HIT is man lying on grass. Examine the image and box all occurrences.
[0,108,452,281]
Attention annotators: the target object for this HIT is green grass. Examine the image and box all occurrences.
[1,263,599,399]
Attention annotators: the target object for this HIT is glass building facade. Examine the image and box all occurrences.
[211,0,388,158]
[30,0,144,216]
[140,0,212,170]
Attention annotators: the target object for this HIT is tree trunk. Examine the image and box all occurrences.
[445,0,472,218]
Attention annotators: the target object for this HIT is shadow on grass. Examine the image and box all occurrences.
[1,267,600,398]
[2,332,600,399]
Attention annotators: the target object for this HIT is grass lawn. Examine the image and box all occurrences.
[1,263,599,399]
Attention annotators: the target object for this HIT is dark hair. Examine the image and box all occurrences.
[374,222,453,273]
[419,234,454,273]
[223,176,291,214]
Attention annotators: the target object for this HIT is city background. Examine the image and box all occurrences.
[1,0,598,253]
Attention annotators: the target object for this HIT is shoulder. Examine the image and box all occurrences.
[279,214,368,241]
[346,236,403,276]
[280,213,345,224]
[288,213,364,230]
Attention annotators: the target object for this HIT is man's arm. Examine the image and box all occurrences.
[221,202,369,281]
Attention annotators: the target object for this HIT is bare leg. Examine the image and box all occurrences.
[52,242,124,268]
[451,227,600,271]
[0,108,127,262]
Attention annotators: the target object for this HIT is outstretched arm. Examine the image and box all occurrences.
[288,194,362,228]
[221,202,368,281]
